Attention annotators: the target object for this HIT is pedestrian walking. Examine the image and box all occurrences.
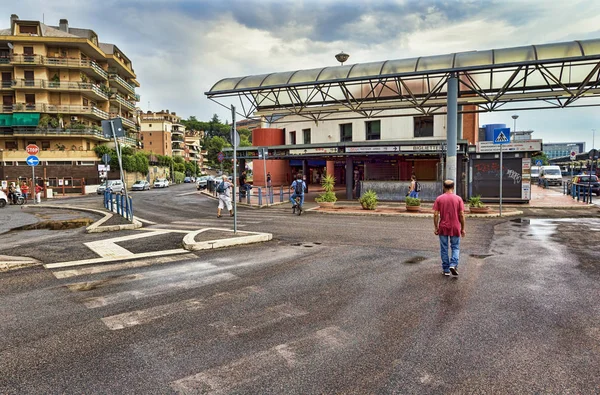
[21,181,29,201]
[433,180,466,277]
[216,175,233,218]
[266,172,272,189]
[35,183,43,204]
[408,175,421,198]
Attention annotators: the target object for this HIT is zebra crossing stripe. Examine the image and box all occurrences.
[52,254,198,279]
[82,272,238,308]
[170,326,352,394]
[209,303,308,336]
[101,286,263,330]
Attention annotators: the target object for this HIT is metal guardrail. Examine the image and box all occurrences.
[564,181,595,204]
[104,190,133,221]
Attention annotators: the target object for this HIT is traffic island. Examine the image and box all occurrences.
[182,228,272,251]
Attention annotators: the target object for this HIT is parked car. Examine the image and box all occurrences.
[131,180,150,191]
[97,180,125,194]
[154,178,169,188]
[567,175,600,196]
[184,177,192,183]
[196,175,214,190]
[530,166,540,180]
[0,189,7,208]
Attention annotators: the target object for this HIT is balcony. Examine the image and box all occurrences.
[110,113,136,129]
[45,81,110,101]
[110,93,136,111]
[117,135,138,147]
[11,103,109,120]
[11,54,43,65]
[172,142,184,151]
[0,149,98,160]
[0,80,15,90]
[12,127,109,141]
[172,135,184,142]
[43,57,108,80]
[108,73,136,96]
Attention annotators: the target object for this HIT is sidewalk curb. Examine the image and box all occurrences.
[23,204,142,233]
[182,228,272,251]
[305,207,523,218]
[200,190,288,209]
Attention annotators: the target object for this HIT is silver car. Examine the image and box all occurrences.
[131,180,150,191]
[196,175,214,190]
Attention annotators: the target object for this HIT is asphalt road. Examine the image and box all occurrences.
[0,183,599,394]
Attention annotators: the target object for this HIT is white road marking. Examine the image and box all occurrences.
[101,286,263,330]
[44,249,190,269]
[134,216,156,225]
[209,303,308,336]
[170,326,351,394]
[52,254,198,279]
[83,272,237,308]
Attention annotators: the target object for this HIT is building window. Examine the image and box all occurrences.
[82,98,88,106]
[25,94,35,104]
[303,128,311,144]
[27,140,36,146]
[5,141,17,150]
[366,120,381,140]
[149,141,152,145]
[149,124,152,127]
[20,26,37,35]
[340,123,353,142]
[414,116,434,138]
[289,131,296,145]
[41,141,50,150]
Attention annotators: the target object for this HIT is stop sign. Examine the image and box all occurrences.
[26,144,39,155]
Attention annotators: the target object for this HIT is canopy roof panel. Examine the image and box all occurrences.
[206,38,600,121]
[208,39,599,94]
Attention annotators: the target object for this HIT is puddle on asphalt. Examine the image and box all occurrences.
[511,218,600,243]
[403,256,427,264]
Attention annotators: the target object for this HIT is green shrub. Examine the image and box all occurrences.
[316,174,337,202]
[174,171,185,184]
[359,189,378,210]
[405,196,421,206]
[468,195,486,208]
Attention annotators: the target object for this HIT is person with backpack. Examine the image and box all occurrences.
[289,173,305,211]
[408,175,421,198]
[216,175,233,218]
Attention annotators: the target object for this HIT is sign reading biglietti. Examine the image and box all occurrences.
[289,147,338,155]
[400,145,461,152]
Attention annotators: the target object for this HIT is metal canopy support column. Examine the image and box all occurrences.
[345,157,353,200]
[446,72,458,184]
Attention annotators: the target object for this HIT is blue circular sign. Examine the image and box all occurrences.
[26,155,39,166]
[535,160,542,166]
[217,152,224,162]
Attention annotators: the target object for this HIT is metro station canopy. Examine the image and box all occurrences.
[206,39,600,122]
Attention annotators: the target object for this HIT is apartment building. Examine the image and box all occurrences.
[184,129,203,171]
[0,15,140,185]
[140,110,184,157]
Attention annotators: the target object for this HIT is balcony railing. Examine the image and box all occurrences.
[117,135,138,146]
[109,73,136,95]
[172,143,184,151]
[11,54,43,65]
[9,103,109,119]
[172,136,184,142]
[0,80,15,89]
[42,58,109,79]
[12,127,108,140]
[12,79,110,99]
[111,94,136,111]
[110,114,136,129]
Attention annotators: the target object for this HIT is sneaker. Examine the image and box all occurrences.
[443,271,450,276]
[449,267,458,276]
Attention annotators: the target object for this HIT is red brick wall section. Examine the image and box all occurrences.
[462,106,479,144]
[252,128,285,146]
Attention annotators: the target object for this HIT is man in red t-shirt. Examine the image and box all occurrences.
[433,180,466,276]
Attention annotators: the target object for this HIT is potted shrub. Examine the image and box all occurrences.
[315,173,337,208]
[359,189,378,210]
[468,195,490,213]
[405,196,421,212]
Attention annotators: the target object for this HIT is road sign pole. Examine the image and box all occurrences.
[499,144,503,217]
[110,120,131,220]
[32,165,35,205]
[231,105,237,234]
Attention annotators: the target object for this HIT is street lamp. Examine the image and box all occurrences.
[335,51,349,66]
[511,114,519,138]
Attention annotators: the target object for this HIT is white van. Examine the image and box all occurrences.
[530,166,540,180]
[540,165,563,186]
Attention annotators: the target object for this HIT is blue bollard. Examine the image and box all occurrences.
[110,193,114,212]
[280,186,284,203]
[128,196,134,221]
[258,187,262,206]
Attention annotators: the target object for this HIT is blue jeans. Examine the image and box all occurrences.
[409,190,419,198]
[439,235,460,272]
[290,193,304,207]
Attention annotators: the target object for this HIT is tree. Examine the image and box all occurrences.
[532,152,550,166]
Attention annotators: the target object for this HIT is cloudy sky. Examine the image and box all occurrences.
[3,0,600,149]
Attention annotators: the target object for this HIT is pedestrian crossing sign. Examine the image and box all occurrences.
[493,128,511,145]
